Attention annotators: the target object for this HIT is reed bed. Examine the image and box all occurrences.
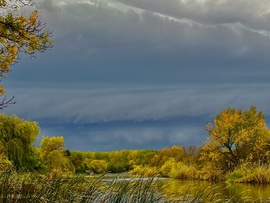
[0,171,171,203]
[0,171,260,203]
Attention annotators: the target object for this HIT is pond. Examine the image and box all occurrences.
[103,174,270,202]
[159,179,270,202]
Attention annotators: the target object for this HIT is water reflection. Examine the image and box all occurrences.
[159,179,270,202]
[102,174,270,202]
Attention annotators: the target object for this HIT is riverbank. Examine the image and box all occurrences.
[128,161,270,184]
[1,170,268,203]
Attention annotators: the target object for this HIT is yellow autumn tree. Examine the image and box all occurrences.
[201,106,270,172]
[0,0,53,107]
[40,136,74,173]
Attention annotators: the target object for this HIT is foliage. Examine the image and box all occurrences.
[197,163,225,182]
[4,105,270,186]
[134,150,158,166]
[201,106,270,171]
[182,145,200,166]
[228,163,270,184]
[0,114,39,169]
[0,0,53,96]
[40,136,73,173]
[69,151,87,173]
[40,136,64,157]
[228,169,244,183]
[108,150,131,173]
[0,155,12,172]
[151,146,185,167]
[129,165,159,177]
[160,158,197,180]
[84,159,108,174]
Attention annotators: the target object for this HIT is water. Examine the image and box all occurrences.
[104,174,270,202]
[159,179,270,202]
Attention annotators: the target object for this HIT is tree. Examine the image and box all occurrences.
[0,0,53,108]
[201,106,270,171]
[69,151,87,173]
[151,146,185,167]
[40,136,73,173]
[108,150,131,172]
[40,136,64,157]
[0,114,40,168]
[84,159,108,174]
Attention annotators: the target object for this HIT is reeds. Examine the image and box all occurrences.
[0,171,171,203]
[0,170,259,203]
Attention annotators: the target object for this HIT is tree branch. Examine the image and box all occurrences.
[0,96,16,110]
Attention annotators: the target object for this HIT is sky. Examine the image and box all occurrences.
[3,0,270,151]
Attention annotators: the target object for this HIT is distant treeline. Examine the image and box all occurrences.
[1,106,270,183]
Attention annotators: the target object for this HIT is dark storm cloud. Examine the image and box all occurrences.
[4,0,270,150]
[6,84,270,123]
[6,84,270,151]
[49,124,205,151]
[35,0,270,69]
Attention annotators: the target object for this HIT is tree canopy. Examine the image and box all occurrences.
[0,114,39,168]
[201,106,270,171]
[0,0,53,107]
[40,136,73,173]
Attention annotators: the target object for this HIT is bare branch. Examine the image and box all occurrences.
[0,95,16,110]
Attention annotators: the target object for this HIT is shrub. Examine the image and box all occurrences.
[235,165,270,184]
[129,165,159,177]
[160,158,175,177]
[160,159,198,180]
[86,159,108,174]
[228,170,244,183]
[197,164,225,182]
[168,162,197,179]
[0,156,12,172]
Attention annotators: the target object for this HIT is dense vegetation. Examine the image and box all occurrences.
[1,106,270,185]
[0,171,256,203]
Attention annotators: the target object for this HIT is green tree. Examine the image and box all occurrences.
[108,150,131,173]
[0,0,53,108]
[0,114,39,169]
[201,106,270,171]
[40,136,64,157]
[84,159,108,174]
[134,150,158,166]
[40,136,74,173]
[69,151,87,173]
[151,146,185,167]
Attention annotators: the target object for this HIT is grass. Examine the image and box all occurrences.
[228,164,270,184]
[0,170,262,203]
[0,171,171,203]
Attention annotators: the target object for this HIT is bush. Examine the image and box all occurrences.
[129,165,159,177]
[160,158,174,177]
[168,162,197,179]
[228,170,244,183]
[0,156,12,172]
[160,159,198,180]
[234,165,270,184]
[86,159,108,174]
[197,164,225,182]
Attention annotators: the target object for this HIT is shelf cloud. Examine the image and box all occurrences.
[3,0,270,151]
